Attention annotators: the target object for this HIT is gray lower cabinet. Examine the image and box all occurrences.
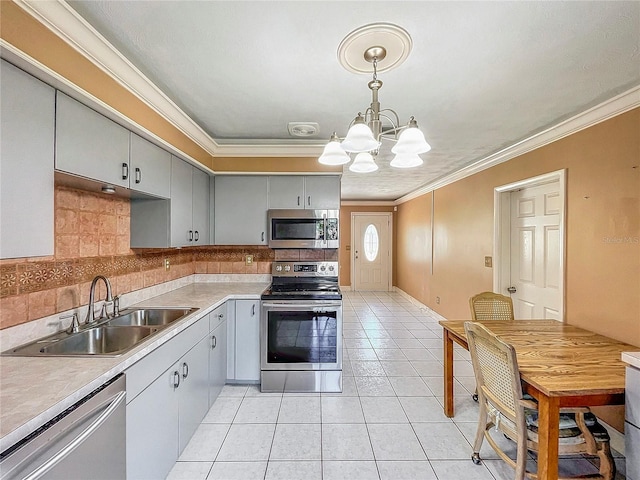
[55,91,130,187]
[125,314,210,479]
[209,306,228,406]
[626,366,640,480]
[228,299,261,383]
[129,133,171,198]
[0,59,55,259]
[214,176,268,245]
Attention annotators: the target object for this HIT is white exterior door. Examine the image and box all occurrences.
[352,213,392,291]
[509,181,562,320]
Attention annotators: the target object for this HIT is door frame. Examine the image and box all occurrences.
[493,169,567,321]
[350,212,393,291]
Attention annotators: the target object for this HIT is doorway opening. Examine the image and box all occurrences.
[493,170,566,320]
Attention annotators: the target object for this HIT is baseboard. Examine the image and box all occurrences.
[393,287,447,321]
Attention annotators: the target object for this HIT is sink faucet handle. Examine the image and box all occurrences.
[113,295,121,317]
[60,312,80,334]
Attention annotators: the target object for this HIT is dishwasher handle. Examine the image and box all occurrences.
[23,390,126,480]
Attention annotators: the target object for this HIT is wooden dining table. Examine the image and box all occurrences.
[439,319,637,480]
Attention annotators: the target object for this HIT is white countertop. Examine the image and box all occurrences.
[622,351,640,370]
[0,282,268,452]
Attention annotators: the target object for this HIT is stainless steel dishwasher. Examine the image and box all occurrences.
[0,374,126,480]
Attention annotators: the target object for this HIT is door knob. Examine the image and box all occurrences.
[507,286,517,293]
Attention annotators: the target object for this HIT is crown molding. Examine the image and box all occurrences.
[395,85,640,205]
[213,143,322,157]
[341,201,396,206]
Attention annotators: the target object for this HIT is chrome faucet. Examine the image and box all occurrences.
[85,275,114,325]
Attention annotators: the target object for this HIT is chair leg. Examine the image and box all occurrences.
[472,387,479,402]
[471,397,487,464]
[514,432,528,480]
[597,441,616,480]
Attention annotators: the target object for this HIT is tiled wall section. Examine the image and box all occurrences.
[0,186,339,331]
[0,186,269,330]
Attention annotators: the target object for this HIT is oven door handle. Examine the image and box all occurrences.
[261,302,342,309]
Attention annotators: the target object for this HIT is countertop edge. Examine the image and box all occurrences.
[622,351,640,369]
[0,283,267,452]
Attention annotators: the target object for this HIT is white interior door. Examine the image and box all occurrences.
[352,213,392,291]
[509,181,562,319]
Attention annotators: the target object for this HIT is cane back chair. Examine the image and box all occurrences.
[464,321,615,480]
[469,291,515,321]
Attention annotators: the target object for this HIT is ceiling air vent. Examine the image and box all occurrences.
[288,122,319,137]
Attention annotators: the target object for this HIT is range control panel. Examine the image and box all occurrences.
[272,261,338,277]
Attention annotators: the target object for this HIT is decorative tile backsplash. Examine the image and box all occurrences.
[0,185,336,330]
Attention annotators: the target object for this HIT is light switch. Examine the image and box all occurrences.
[484,256,492,268]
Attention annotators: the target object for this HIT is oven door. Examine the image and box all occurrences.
[261,300,342,371]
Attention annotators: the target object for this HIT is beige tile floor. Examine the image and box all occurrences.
[167,291,627,480]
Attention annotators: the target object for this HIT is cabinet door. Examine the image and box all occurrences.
[0,60,55,259]
[234,300,261,382]
[209,319,227,406]
[214,176,268,245]
[192,168,210,245]
[178,334,210,453]
[127,367,179,480]
[268,176,305,209]
[55,91,130,187]
[226,301,236,381]
[170,156,193,247]
[304,176,341,209]
[129,133,171,198]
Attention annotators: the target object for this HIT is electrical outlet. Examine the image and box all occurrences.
[436,296,440,304]
[485,256,493,268]
[164,258,170,270]
[245,254,254,266]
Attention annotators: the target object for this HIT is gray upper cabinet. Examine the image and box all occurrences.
[215,176,268,245]
[170,156,210,247]
[303,176,341,209]
[131,157,210,248]
[0,60,55,259]
[170,157,193,247]
[129,133,171,198]
[268,176,305,209]
[55,91,130,187]
[268,175,341,210]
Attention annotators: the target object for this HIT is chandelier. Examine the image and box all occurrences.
[318,24,430,173]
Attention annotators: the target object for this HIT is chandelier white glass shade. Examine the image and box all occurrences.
[349,152,378,173]
[389,153,423,169]
[318,43,430,172]
[318,133,351,165]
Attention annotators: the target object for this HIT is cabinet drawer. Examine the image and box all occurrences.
[209,303,227,331]
[627,366,640,427]
[126,314,209,402]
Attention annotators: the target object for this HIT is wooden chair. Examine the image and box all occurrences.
[469,291,515,321]
[464,321,615,480]
[469,291,515,401]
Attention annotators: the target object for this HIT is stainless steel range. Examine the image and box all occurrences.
[260,261,342,393]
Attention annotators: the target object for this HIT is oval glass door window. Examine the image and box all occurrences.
[363,224,379,261]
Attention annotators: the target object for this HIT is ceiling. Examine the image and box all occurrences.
[65,1,640,201]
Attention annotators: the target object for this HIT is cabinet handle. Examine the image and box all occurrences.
[182,362,189,379]
[297,196,300,206]
[122,163,129,180]
[194,231,199,242]
[189,230,194,242]
[308,195,311,206]
[261,231,265,242]
[134,167,141,184]
[251,304,256,316]
[211,335,217,349]
[172,370,180,388]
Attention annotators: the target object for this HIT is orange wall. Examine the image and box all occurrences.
[339,205,396,287]
[396,109,640,432]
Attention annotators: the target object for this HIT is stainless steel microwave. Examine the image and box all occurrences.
[268,209,339,249]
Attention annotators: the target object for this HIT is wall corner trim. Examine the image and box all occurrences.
[395,85,640,205]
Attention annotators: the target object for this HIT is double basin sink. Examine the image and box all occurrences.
[3,308,198,357]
